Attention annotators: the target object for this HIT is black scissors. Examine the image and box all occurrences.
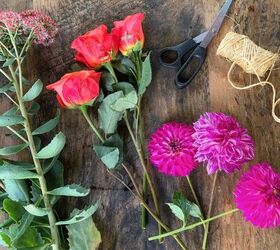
[159,0,233,89]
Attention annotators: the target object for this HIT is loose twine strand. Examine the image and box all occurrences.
[216,31,280,123]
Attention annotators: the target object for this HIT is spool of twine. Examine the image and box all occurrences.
[216,31,280,123]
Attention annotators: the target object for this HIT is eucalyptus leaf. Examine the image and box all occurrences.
[0,163,39,179]
[0,115,24,127]
[0,83,13,93]
[34,136,42,152]
[3,199,25,222]
[67,217,101,250]
[28,102,40,115]
[36,132,66,159]
[22,79,43,102]
[3,179,29,202]
[0,143,28,156]
[98,91,124,134]
[56,202,99,226]
[48,184,90,197]
[32,111,60,135]
[24,204,49,217]
[3,107,18,116]
[111,90,138,112]
[2,58,15,67]
[138,53,152,95]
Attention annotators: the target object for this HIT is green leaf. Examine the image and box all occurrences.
[113,56,136,74]
[45,160,64,205]
[0,55,5,61]
[3,179,29,202]
[22,79,43,102]
[3,107,18,116]
[0,83,13,93]
[101,71,115,92]
[166,203,186,224]
[24,204,49,217]
[111,90,138,112]
[11,226,44,249]
[43,155,59,174]
[112,82,135,95]
[98,91,124,134]
[36,132,66,159]
[0,230,11,247]
[2,58,15,67]
[34,136,42,151]
[28,102,40,115]
[189,203,202,218]
[0,115,24,127]
[3,199,25,222]
[0,143,28,156]
[94,134,123,169]
[48,184,90,197]
[56,202,99,226]
[67,217,101,250]
[138,53,152,95]
[133,41,142,52]
[12,212,34,242]
[0,163,39,179]
[32,111,60,135]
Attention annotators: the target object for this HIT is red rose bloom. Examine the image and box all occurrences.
[47,70,101,108]
[112,13,144,56]
[71,24,119,68]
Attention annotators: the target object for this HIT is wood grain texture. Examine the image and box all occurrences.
[1,0,280,249]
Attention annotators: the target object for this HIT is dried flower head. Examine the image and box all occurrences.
[148,122,197,177]
[20,10,58,46]
[234,163,280,228]
[193,112,254,175]
[0,11,22,30]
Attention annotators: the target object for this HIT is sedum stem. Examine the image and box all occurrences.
[8,64,61,250]
[149,208,239,241]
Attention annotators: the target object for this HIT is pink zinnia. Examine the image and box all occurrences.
[148,122,197,176]
[234,163,280,228]
[193,112,254,175]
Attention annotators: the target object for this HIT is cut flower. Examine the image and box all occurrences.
[148,122,197,176]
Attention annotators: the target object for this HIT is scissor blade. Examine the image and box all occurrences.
[200,0,233,48]
[193,31,208,43]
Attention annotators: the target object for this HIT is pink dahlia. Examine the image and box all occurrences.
[193,112,254,175]
[20,10,58,46]
[234,163,280,228]
[148,122,197,176]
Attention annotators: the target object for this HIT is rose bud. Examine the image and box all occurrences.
[47,70,101,109]
[71,24,119,69]
[112,13,144,56]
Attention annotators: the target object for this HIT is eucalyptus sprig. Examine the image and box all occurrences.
[0,11,100,250]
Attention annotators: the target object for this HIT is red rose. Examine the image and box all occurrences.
[71,24,119,68]
[112,13,144,56]
[47,70,101,108]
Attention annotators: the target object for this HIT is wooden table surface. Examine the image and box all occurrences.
[1,0,280,249]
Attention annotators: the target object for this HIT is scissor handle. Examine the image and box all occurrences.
[175,46,206,89]
[159,38,198,69]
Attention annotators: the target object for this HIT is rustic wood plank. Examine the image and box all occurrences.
[1,0,280,249]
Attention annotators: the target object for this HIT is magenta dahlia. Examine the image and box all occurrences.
[148,122,197,176]
[234,163,280,228]
[193,112,254,175]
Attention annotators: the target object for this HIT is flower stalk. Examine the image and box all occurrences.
[149,208,239,241]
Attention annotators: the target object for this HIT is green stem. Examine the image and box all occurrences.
[8,64,61,250]
[124,112,163,241]
[202,172,218,250]
[103,62,118,83]
[149,208,239,241]
[6,126,28,144]
[80,106,105,143]
[141,172,148,229]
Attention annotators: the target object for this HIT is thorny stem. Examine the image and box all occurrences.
[148,208,239,241]
[8,61,61,249]
[82,110,188,250]
[202,172,218,250]
[124,111,163,240]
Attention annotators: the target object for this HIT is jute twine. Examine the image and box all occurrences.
[216,31,280,123]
